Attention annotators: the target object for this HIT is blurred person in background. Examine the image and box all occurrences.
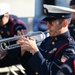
[70,0,75,25]
[33,16,47,32]
[69,0,75,40]
[0,2,27,67]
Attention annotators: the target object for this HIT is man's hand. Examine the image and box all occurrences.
[17,29,27,35]
[17,36,39,56]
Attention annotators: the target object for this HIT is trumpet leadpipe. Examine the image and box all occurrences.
[0,31,46,43]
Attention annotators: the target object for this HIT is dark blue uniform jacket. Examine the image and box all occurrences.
[57,55,75,75]
[20,31,75,75]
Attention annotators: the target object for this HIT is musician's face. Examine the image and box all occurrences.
[0,13,9,26]
[46,20,63,37]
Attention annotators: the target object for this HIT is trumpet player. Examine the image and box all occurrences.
[0,2,27,67]
[17,4,75,75]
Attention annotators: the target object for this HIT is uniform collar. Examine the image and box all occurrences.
[51,31,70,42]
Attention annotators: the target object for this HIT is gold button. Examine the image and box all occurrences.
[46,59,48,62]
[45,50,48,53]
[35,72,38,75]
[52,42,55,45]
[1,31,3,34]
[7,31,10,35]
[73,29,75,31]
[4,26,7,28]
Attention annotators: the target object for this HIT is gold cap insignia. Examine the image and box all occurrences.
[1,31,3,34]
[7,31,10,36]
[44,8,48,14]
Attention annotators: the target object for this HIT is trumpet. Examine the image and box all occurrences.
[0,31,49,51]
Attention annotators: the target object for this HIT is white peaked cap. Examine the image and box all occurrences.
[43,4,75,13]
[0,2,10,16]
[43,4,75,21]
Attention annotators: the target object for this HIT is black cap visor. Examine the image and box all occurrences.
[42,16,59,21]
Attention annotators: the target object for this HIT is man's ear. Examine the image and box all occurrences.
[63,19,68,27]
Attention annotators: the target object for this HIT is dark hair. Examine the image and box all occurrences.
[58,18,71,24]
[58,19,64,24]
[43,0,55,5]
[0,15,4,21]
